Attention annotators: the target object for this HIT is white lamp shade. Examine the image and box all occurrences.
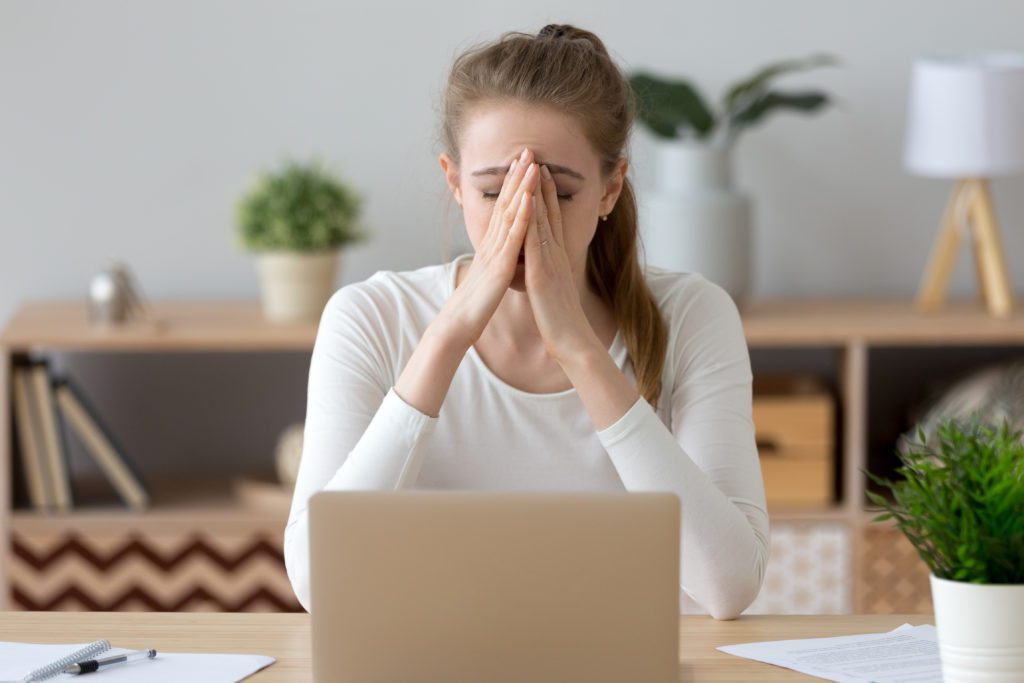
[903,52,1024,178]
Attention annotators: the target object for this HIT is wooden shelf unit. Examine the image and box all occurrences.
[740,296,1024,614]
[0,300,316,611]
[2,297,1023,612]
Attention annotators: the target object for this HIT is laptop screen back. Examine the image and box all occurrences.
[309,490,680,683]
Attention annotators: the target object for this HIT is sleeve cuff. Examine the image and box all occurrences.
[596,395,653,448]
[383,385,439,436]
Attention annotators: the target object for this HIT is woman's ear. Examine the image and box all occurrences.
[598,158,629,217]
[439,153,463,207]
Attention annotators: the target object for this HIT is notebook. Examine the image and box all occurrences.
[0,640,275,682]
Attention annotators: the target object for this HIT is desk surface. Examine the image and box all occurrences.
[0,612,933,681]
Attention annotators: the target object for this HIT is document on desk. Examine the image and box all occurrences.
[718,624,942,683]
[0,641,275,682]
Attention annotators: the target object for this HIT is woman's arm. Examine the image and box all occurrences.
[283,281,467,612]
[559,277,770,620]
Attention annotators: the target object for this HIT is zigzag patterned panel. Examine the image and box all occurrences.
[11,529,303,612]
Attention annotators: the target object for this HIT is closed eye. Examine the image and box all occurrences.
[481,192,574,202]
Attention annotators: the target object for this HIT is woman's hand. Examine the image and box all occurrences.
[523,163,603,365]
[437,148,540,349]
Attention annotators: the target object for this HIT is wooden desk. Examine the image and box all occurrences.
[0,612,933,681]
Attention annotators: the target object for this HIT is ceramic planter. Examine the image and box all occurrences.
[254,248,341,323]
[930,574,1024,682]
[639,140,752,309]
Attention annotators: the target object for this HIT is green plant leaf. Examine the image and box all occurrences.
[235,158,368,252]
[864,414,1024,584]
[628,72,715,140]
[722,53,839,113]
[729,91,831,130]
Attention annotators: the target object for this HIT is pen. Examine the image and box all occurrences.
[62,649,157,675]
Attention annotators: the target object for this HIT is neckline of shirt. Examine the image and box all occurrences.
[446,252,625,400]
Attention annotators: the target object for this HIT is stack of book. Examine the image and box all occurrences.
[10,357,149,512]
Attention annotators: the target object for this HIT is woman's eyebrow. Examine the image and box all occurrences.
[471,162,585,180]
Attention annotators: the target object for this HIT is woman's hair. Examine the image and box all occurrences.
[439,23,669,409]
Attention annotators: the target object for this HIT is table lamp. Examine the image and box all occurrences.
[904,52,1024,318]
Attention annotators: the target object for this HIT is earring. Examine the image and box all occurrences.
[600,214,608,221]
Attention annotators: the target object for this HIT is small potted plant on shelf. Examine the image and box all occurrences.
[235,158,369,323]
[627,54,837,308]
[867,415,1024,682]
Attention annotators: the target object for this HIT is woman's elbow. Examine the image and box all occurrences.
[703,576,761,620]
[690,555,765,621]
[703,520,770,620]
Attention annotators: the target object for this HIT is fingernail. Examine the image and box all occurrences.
[509,158,518,173]
[519,147,529,162]
[524,163,536,178]
[541,165,552,180]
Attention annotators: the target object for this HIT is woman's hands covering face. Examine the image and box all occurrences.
[523,161,599,364]
[440,147,539,348]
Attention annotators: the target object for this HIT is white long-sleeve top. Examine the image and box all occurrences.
[283,252,770,619]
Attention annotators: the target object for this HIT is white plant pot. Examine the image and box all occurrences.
[254,248,341,323]
[639,141,752,309]
[930,574,1024,682]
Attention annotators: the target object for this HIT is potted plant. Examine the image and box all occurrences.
[236,158,368,323]
[867,415,1024,682]
[628,55,837,308]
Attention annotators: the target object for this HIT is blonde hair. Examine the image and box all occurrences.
[439,23,668,409]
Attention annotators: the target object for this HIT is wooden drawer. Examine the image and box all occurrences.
[759,451,834,506]
[753,375,835,507]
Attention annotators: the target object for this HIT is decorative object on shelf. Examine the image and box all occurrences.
[274,421,304,491]
[904,52,1024,319]
[235,158,369,323]
[867,417,1024,682]
[899,358,1024,456]
[629,55,837,309]
[87,260,148,326]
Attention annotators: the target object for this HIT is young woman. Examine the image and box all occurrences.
[284,23,769,620]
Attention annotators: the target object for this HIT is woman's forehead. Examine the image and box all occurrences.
[460,103,595,174]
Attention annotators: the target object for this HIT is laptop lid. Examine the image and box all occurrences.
[309,490,680,683]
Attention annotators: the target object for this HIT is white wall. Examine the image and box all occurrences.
[2,1,1023,479]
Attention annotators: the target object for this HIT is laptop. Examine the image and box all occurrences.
[308,490,681,683]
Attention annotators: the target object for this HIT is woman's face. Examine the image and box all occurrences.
[440,101,627,292]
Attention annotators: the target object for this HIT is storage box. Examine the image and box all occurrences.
[752,375,835,507]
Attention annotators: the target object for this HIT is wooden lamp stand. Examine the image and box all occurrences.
[916,177,1015,318]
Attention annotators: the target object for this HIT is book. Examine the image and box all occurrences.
[53,373,150,511]
[30,359,73,512]
[11,362,53,511]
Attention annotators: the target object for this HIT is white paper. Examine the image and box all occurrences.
[718,624,943,683]
[0,641,275,683]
